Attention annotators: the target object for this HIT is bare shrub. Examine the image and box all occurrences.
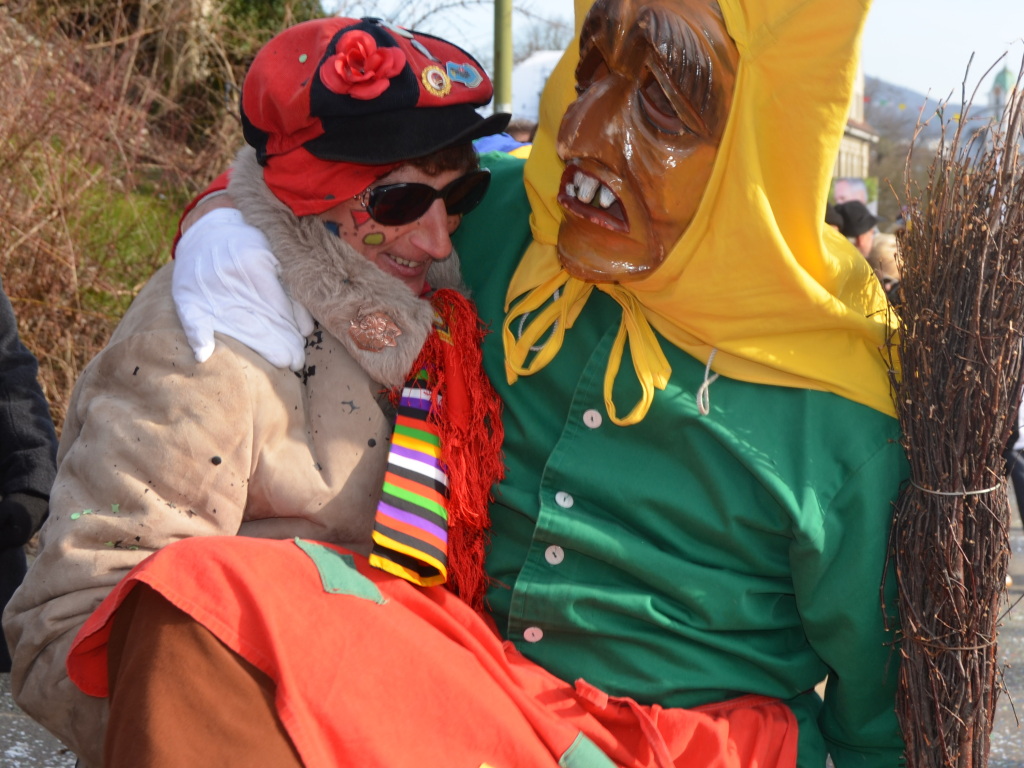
[0,7,242,433]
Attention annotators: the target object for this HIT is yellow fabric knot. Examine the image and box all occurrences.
[504,274,671,426]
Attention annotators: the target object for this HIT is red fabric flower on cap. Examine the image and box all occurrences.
[320,30,406,100]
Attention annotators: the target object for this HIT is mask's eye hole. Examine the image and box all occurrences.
[639,69,693,135]
[575,48,610,95]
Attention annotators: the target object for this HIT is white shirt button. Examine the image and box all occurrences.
[554,491,574,509]
[523,626,544,643]
[544,545,565,565]
[583,409,603,428]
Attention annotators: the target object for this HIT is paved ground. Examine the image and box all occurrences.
[992,509,1024,766]
[3,522,1024,766]
[1,670,75,767]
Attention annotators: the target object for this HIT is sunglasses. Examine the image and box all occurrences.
[358,169,491,226]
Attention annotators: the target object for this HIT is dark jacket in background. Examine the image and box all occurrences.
[0,276,58,671]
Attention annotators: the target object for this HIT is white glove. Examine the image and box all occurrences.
[172,208,314,371]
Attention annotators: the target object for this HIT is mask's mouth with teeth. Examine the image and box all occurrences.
[558,164,629,233]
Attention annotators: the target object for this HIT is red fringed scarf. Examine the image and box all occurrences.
[370,288,503,611]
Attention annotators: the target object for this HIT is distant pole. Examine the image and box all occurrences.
[493,0,512,114]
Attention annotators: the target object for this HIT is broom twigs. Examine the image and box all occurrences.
[889,57,1024,767]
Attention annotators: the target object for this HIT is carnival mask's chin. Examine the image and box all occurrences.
[556,162,664,282]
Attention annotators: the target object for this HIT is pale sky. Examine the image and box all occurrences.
[862,0,1024,97]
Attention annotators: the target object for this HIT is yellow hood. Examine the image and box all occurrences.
[505,0,896,425]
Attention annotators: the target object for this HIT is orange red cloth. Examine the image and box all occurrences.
[69,536,797,767]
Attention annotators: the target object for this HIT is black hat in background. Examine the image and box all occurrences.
[824,205,844,230]
[834,200,878,239]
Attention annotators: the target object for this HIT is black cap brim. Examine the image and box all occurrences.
[304,107,511,164]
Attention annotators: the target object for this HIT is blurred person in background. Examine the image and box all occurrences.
[0,276,57,673]
[867,232,902,306]
[835,199,878,258]
[825,204,844,231]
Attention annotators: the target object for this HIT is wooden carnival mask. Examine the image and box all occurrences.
[555,0,739,282]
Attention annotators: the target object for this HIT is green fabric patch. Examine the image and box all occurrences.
[558,732,616,768]
[293,538,384,604]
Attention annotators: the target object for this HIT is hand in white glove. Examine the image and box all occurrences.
[172,208,314,371]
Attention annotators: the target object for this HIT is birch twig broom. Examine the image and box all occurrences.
[888,63,1024,768]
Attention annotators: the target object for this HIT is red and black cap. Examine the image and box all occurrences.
[241,17,509,167]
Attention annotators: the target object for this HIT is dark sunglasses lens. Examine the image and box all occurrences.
[442,171,491,216]
[366,170,492,226]
[367,185,435,226]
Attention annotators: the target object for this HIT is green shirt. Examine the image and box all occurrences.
[454,153,906,766]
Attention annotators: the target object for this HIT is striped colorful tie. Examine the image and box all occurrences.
[369,367,450,586]
[367,289,503,608]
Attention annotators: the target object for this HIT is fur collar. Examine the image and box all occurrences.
[228,147,467,388]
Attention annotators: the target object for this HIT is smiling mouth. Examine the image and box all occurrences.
[558,165,628,233]
[390,255,422,269]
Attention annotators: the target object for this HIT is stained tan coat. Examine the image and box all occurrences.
[3,147,466,765]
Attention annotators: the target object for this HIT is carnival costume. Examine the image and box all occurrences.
[56,0,906,764]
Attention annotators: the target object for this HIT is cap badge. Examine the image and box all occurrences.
[446,62,482,89]
[410,39,439,62]
[421,65,452,97]
[371,18,414,39]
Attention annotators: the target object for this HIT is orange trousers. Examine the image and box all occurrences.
[71,536,799,768]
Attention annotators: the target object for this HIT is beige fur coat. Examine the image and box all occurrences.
[2,147,467,766]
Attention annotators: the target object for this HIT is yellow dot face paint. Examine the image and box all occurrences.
[363,232,385,246]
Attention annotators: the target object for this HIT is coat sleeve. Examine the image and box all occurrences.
[0,276,57,508]
[2,312,257,766]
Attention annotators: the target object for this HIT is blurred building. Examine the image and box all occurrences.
[948,64,1021,158]
[835,68,879,179]
[991,65,1018,125]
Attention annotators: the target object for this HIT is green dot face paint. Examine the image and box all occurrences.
[299,53,308,63]
[363,232,385,246]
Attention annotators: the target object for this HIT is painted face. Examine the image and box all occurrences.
[556,0,739,282]
[319,165,465,296]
